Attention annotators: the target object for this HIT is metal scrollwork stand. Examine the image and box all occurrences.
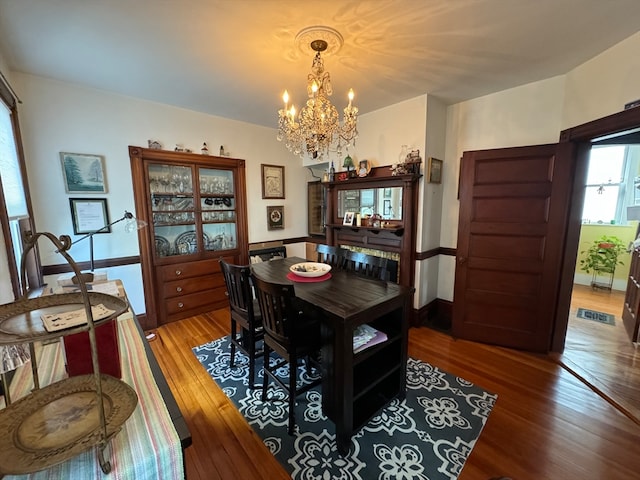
[0,231,138,476]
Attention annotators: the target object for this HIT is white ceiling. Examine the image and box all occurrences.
[1,0,639,128]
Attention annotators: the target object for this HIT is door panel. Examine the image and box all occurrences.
[622,248,640,342]
[454,144,573,352]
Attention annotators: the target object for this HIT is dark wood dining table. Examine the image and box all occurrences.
[251,256,414,455]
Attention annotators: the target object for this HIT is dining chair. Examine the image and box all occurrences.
[344,250,391,281]
[251,274,322,435]
[315,244,348,269]
[219,258,264,389]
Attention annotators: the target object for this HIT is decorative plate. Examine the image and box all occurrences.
[174,230,210,254]
[358,159,372,177]
[289,262,332,278]
[155,236,170,257]
[0,374,137,475]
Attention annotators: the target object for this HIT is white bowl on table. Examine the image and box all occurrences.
[289,262,332,278]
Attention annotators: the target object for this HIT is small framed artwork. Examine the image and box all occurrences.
[343,211,355,226]
[384,187,392,198]
[60,152,108,193]
[267,205,284,230]
[427,157,443,184]
[69,198,110,235]
[261,164,285,199]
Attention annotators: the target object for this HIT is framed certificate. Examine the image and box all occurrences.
[69,198,110,235]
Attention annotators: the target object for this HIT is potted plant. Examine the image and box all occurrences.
[579,235,626,274]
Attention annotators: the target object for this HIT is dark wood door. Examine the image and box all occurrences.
[622,248,640,342]
[453,144,574,352]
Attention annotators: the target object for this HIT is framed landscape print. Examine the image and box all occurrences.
[261,164,285,199]
[60,152,108,193]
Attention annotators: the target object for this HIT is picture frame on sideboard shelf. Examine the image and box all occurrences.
[343,211,355,226]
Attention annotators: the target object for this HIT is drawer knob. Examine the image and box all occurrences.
[176,286,183,292]
[178,302,184,308]
[175,269,182,276]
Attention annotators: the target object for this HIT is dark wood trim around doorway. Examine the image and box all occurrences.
[554,106,640,352]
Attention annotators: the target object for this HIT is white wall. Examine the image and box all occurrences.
[437,76,566,302]
[14,74,312,313]
[438,31,640,302]
[562,31,640,129]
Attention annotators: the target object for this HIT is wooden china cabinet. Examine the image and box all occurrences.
[129,146,248,330]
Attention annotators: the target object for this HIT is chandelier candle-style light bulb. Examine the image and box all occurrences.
[277,28,359,160]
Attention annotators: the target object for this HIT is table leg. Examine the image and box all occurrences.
[333,320,354,456]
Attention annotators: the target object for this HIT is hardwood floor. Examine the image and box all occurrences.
[555,284,640,424]
[149,307,640,480]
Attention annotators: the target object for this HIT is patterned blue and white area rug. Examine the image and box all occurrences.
[193,336,497,480]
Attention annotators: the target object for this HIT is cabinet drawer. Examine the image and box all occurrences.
[157,258,221,282]
[162,274,222,299]
[164,286,228,315]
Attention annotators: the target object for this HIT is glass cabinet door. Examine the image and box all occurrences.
[198,167,237,251]
[148,163,197,258]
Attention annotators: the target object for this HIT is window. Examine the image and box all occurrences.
[581,145,635,225]
[0,74,36,300]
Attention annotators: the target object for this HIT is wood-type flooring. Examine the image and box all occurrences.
[555,284,640,424]
[148,290,640,480]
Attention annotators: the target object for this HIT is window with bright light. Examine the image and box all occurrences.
[581,145,629,225]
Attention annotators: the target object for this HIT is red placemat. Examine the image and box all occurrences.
[286,272,332,283]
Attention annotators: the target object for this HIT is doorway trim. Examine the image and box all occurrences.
[553,107,640,352]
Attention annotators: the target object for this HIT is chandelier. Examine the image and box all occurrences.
[277,27,358,160]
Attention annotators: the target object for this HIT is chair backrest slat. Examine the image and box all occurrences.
[252,275,297,348]
[344,251,390,281]
[316,244,348,269]
[220,258,257,321]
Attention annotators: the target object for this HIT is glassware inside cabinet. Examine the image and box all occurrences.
[199,168,234,195]
[201,196,234,211]
[148,164,193,194]
[152,196,195,213]
[203,223,237,251]
[154,224,204,258]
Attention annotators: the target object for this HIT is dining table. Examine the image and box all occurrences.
[251,256,414,455]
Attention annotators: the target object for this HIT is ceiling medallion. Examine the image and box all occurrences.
[277,26,358,161]
[295,26,344,57]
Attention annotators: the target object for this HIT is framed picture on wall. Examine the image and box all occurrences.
[69,198,110,235]
[261,164,285,199]
[267,205,284,230]
[60,152,108,193]
[427,157,443,184]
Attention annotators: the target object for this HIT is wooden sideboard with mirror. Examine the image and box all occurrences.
[323,167,421,287]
